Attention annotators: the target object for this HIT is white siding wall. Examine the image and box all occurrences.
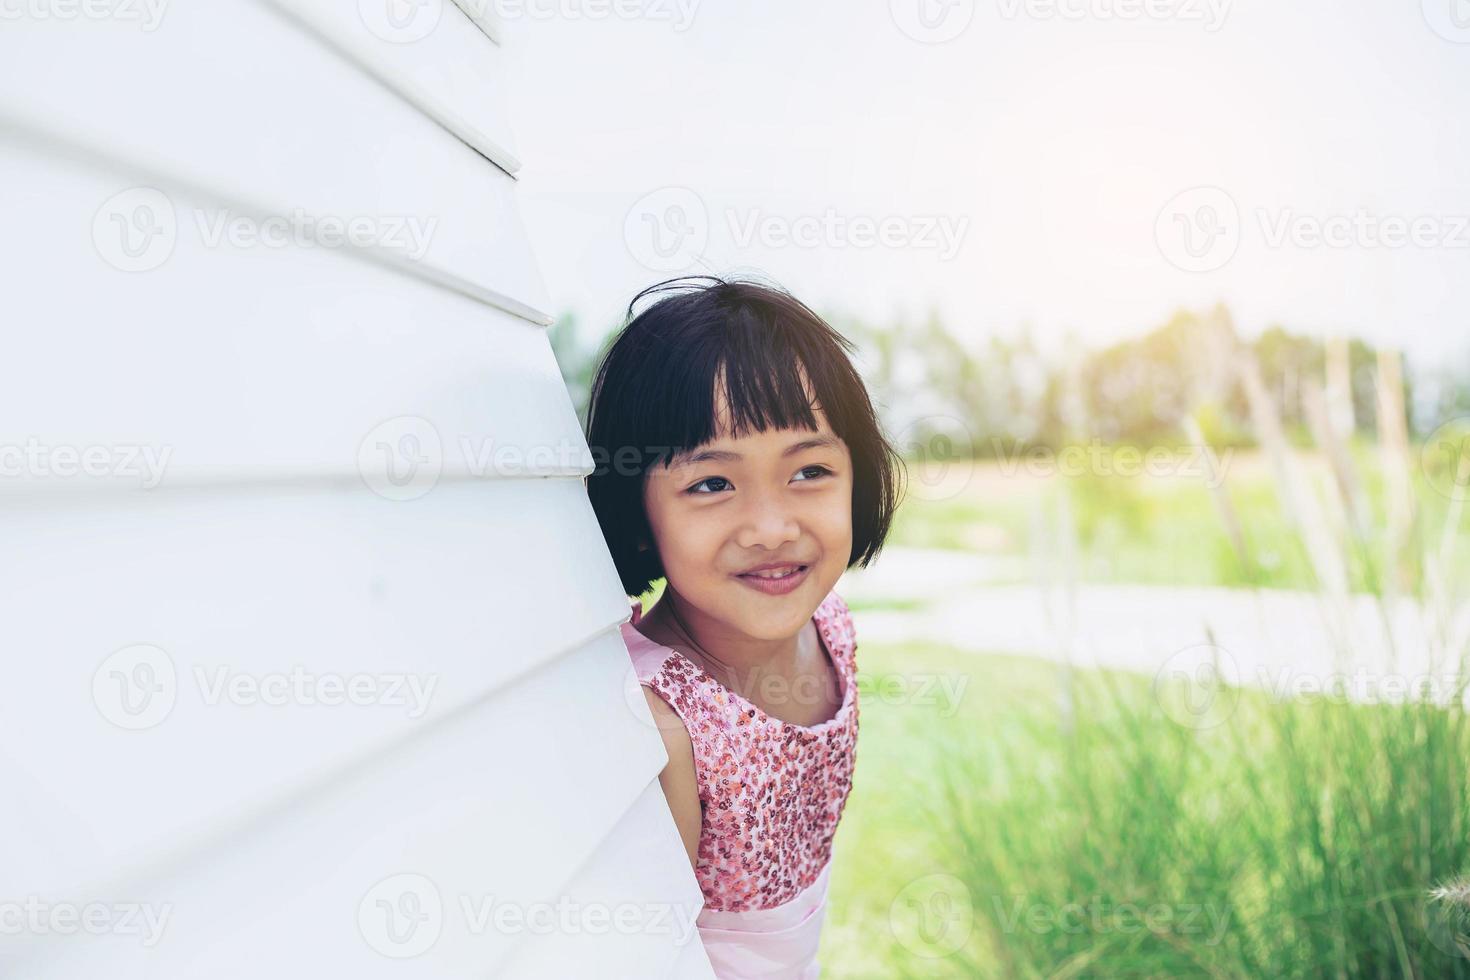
[0,4,712,976]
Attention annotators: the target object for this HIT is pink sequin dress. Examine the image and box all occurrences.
[621,590,860,980]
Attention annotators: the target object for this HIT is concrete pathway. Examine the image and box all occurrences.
[839,547,1470,703]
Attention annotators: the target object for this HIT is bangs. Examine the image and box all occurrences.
[615,280,863,467]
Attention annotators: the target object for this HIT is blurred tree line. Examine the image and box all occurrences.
[549,306,1470,454]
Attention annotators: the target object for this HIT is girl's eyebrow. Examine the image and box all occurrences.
[672,433,842,466]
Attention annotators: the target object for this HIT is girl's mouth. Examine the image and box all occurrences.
[734,563,810,596]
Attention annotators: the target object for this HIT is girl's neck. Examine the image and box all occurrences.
[642,588,806,694]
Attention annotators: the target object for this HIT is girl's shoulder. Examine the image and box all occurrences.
[813,588,856,645]
[620,604,679,685]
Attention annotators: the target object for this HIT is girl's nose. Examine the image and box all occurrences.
[735,491,800,551]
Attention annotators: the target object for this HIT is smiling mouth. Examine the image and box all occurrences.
[736,564,809,580]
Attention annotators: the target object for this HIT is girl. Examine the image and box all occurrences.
[585,277,905,978]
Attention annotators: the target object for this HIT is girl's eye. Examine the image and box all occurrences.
[793,465,832,482]
[685,476,732,495]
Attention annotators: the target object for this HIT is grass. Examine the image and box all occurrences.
[825,387,1470,976]
[822,639,1470,979]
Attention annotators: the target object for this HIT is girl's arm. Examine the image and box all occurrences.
[641,688,701,870]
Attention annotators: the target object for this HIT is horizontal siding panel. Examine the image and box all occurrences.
[499,780,715,979]
[0,0,549,317]
[277,0,520,174]
[453,0,507,44]
[0,140,584,489]
[6,631,671,977]
[0,477,637,906]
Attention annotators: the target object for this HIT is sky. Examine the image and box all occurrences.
[501,0,1470,368]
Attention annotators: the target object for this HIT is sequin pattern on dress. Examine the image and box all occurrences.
[630,590,860,913]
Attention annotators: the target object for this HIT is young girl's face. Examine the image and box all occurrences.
[641,397,854,640]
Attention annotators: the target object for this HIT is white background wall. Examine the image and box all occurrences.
[0,2,710,975]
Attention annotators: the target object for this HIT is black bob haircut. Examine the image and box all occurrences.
[584,276,906,598]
